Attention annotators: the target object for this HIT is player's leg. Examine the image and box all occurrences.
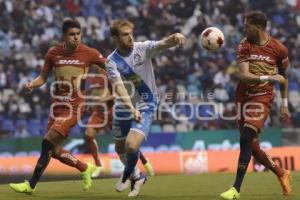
[85,126,103,177]
[115,138,131,191]
[124,131,147,197]
[49,109,96,190]
[252,137,283,176]
[122,131,145,182]
[52,147,88,172]
[139,151,147,165]
[113,126,141,193]
[233,124,256,192]
[124,111,153,197]
[139,151,154,176]
[252,137,291,196]
[9,129,63,193]
[220,124,256,199]
[85,127,101,166]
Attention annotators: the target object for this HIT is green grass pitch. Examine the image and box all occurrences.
[1,172,299,200]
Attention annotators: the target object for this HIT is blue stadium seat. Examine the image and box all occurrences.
[1,119,15,133]
[15,119,28,128]
[40,118,49,134]
[28,119,42,136]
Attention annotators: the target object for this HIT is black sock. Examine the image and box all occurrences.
[122,151,139,182]
[139,151,147,165]
[29,139,54,189]
[233,126,256,192]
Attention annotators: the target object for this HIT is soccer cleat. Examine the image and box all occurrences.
[278,170,292,196]
[9,180,36,194]
[91,166,103,178]
[220,187,240,200]
[128,173,147,197]
[81,163,96,191]
[116,174,130,192]
[144,160,155,176]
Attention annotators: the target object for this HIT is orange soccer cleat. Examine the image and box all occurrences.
[278,170,292,196]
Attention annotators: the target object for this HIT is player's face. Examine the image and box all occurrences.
[244,20,260,43]
[63,28,81,49]
[116,26,134,50]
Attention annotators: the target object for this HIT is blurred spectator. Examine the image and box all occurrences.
[0,0,299,136]
[0,63,7,90]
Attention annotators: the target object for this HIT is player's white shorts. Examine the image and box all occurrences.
[112,109,154,140]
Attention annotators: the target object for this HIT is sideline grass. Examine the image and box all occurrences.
[1,172,299,200]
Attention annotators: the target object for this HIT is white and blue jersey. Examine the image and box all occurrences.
[106,41,160,140]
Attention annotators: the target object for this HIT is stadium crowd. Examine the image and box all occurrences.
[0,0,300,138]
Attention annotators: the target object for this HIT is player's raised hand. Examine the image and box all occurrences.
[269,74,286,84]
[25,82,34,93]
[279,105,290,123]
[174,33,186,48]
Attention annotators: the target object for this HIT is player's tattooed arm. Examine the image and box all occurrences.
[25,72,49,92]
[155,33,186,50]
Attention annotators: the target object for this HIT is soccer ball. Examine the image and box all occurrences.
[200,27,224,52]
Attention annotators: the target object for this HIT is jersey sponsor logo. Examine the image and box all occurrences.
[249,54,274,62]
[56,60,83,65]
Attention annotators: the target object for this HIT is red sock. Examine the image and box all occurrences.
[252,139,284,177]
[86,137,101,166]
[52,148,87,172]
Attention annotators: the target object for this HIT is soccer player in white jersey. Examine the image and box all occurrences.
[105,20,185,197]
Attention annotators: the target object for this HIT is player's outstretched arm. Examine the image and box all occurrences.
[154,33,186,51]
[25,72,49,92]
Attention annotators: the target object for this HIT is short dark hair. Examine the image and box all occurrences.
[246,11,267,29]
[110,20,134,37]
[62,19,81,34]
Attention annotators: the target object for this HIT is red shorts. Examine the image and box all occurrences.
[87,105,113,131]
[46,104,84,137]
[237,93,274,132]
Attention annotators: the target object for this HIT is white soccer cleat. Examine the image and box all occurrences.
[116,174,130,192]
[128,173,147,197]
[91,166,103,178]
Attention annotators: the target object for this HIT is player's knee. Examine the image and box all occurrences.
[85,128,96,138]
[51,147,61,159]
[125,142,139,154]
[115,146,125,155]
[241,125,257,143]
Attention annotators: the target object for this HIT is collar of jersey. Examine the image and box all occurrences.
[116,47,133,57]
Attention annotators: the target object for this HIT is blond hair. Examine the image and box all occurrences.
[110,20,134,37]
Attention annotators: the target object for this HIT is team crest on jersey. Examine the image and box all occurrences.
[133,53,144,68]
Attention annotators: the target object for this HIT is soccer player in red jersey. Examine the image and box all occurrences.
[84,68,154,178]
[9,19,106,194]
[220,11,292,199]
